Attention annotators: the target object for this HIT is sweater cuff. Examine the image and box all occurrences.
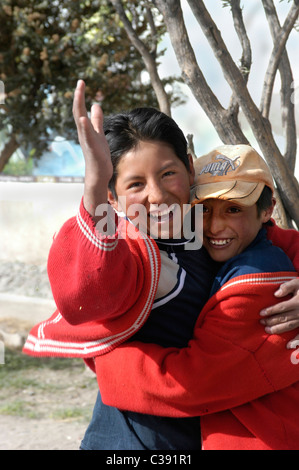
[80,196,120,236]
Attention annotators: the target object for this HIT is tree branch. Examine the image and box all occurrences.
[260,2,299,120]
[109,0,171,116]
[186,0,299,225]
[145,6,158,57]
[0,135,19,172]
[261,0,297,171]
[228,0,252,117]
[153,0,249,144]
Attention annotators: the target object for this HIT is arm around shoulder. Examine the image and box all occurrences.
[97,272,299,417]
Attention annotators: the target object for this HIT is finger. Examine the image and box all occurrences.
[264,319,299,335]
[91,104,104,134]
[274,279,299,298]
[260,297,298,317]
[260,310,299,327]
[73,80,88,123]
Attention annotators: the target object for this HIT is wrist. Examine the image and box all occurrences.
[83,180,110,217]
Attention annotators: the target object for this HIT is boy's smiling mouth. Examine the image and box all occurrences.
[208,238,233,247]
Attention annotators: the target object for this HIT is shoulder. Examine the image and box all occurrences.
[211,229,295,296]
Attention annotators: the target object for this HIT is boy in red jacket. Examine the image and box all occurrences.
[96,145,299,450]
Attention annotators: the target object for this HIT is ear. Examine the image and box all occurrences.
[107,189,118,211]
[261,197,276,224]
[187,154,195,186]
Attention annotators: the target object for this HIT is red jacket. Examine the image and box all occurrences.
[95,224,299,450]
[97,270,299,450]
[23,200,161,360]
[23,200,299,449]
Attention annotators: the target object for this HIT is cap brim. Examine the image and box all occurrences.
[191,180,265,207]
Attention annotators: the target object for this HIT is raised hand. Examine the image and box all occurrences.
[73,80,113,216]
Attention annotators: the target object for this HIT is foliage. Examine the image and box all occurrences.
[0,0,175,161]
[2,153,34,175]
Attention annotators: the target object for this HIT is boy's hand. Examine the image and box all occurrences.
[260,278,299,342]
[73,80,113,216]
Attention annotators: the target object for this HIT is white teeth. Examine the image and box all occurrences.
[210,239,232,246]
[149,205,176,220]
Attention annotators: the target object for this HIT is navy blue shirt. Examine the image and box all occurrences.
[81,238,219,450]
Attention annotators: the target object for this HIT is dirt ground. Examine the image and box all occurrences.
[0,315,98,451]
[0,415,93,450]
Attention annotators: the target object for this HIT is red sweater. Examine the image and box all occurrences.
[23,200,299,449]
[96,271,299,450]
[23,200,160,361]
[95,225,299,450]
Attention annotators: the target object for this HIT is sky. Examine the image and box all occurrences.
[34,0,299,181]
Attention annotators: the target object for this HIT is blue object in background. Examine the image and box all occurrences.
[33,139,85,177]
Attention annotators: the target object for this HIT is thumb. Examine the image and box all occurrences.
[274,281,296,297]
[274,279,298,298]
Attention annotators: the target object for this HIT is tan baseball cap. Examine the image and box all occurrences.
[190,144,274,207]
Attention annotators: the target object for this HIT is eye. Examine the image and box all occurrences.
[228,206,242,214]
[128,181,143,189]
[202,205,209,214]
[162,170,175,177]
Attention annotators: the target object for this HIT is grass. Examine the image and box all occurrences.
[0,348,79,374]
[0,348,97,422]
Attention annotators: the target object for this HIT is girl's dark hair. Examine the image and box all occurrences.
[103,107,189,197]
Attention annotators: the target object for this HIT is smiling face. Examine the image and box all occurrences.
[107,140,194,239]
[202,198,274,262]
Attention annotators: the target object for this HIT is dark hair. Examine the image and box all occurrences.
[256,185,274,226]
[103,107,190,198]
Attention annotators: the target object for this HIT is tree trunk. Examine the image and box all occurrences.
[261,0,297,172]
[186,0,299,222]
[0,135,19,172]
[155,0,299,227]
[155,0,249,143]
